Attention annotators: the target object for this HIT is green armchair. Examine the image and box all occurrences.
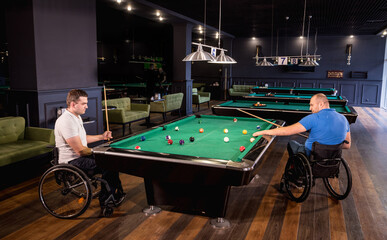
[150,93,184,122]
[102,97,150,136]
[192,88,211,111]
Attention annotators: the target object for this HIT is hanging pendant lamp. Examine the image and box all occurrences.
[210,0,237,64]
[182,44,216,62]
[256,57,274,66]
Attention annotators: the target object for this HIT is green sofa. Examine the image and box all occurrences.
[228,85,256,98]
[150,93,184,122]
[0,116,54,167]
[102,97,150,136]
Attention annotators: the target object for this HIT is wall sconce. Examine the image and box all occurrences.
[346,44,352,65]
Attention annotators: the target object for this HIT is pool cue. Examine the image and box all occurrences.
[237,108,308,138]
[103,85,111,141]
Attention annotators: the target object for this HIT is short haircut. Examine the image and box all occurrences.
[66,89,88,107]
[313,93,329,105]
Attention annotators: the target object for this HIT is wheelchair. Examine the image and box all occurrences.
[38,148,119,218]
[280,141,352,203]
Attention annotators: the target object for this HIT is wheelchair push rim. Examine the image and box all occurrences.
[323,158,352,200]
[38,165,92,219]
[284,153,312,203]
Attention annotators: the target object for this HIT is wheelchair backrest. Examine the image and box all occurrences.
[310,142,343,162]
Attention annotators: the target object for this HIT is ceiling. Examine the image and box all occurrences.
[102,0,387,38]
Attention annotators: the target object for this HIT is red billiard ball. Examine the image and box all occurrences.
[135,146,141,150]
[239,146,245,152]
[168,139,173,145]
[233,118,237,122]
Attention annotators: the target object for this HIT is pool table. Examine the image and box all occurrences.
[244,93,348,105]
[93,115,284,225]
[252,86,337,95]
[212,100,358,125]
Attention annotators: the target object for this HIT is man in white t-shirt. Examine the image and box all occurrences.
[55,89,125,209]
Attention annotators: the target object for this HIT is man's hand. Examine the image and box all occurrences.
[253,130,268,137]
[102,131,112,140]
[80,147,92,156]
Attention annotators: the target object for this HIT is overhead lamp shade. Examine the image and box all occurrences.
[312,58,320,66]
[209,50,237,64]
[182,44,216,62]
[256,57,274,66]
[299,57,318,67]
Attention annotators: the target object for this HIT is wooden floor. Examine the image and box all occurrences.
[1,103,387,240]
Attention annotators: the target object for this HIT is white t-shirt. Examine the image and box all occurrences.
[55,110,87,163]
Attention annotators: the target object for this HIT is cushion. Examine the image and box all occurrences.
[0,117,25,144]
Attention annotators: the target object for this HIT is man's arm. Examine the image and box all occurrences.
[253,122,307,137]
[342,131,351,149]
[86,131,112,144]
[66,135,90,156]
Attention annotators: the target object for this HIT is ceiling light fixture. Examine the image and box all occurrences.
[116,0,122,4]
[127,5,132,11]
[209,0,237,64]
[253,0,320,67]
[182,0,215,62]
[299,16,318,66]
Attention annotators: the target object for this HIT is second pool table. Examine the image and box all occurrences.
[244,93,348,105]
[212,100,358,124]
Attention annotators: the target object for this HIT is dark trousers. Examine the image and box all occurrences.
[69,156,122,206]
[287,140,306,156]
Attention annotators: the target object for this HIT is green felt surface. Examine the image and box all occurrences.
[247,93,343,100]
[110,115,274,162]
[220,100,351,113]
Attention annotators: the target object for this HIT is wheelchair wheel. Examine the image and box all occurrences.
[39,165,92,219]
[284,153,312,203]
[323,158,352,200]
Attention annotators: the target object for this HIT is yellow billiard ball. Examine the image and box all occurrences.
[242,130,247,134]
[224,128,229,133]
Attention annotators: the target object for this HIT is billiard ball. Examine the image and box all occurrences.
[166,135,171,140]
[189,136,195,142]
[223,128,228,133]
[175,126,179,131]
[140,136,146,141]
[239,146,245,152]
[242,130,247,134]
[233,118,237,122]
[250,138,255,143]
[168,139,173,145]
[179,139,185,145]
[256,125,261,130]
[135,146,141,150]
[224,137,229,142]
[199,128,204,133]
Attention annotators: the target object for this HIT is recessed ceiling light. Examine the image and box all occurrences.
[252,37,256,40]
[156,11,160,16]
[350,35,354,38]
[159,16,163,21]
[299,36,304,39]
[127,5,132,11]
[116,0,122,3]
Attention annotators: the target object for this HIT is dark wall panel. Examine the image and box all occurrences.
[361,84,379,105]
[339,83,357,105]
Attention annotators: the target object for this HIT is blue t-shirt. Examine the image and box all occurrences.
[299,108,350,155]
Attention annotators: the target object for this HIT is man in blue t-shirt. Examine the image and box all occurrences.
[253,93,351,156]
